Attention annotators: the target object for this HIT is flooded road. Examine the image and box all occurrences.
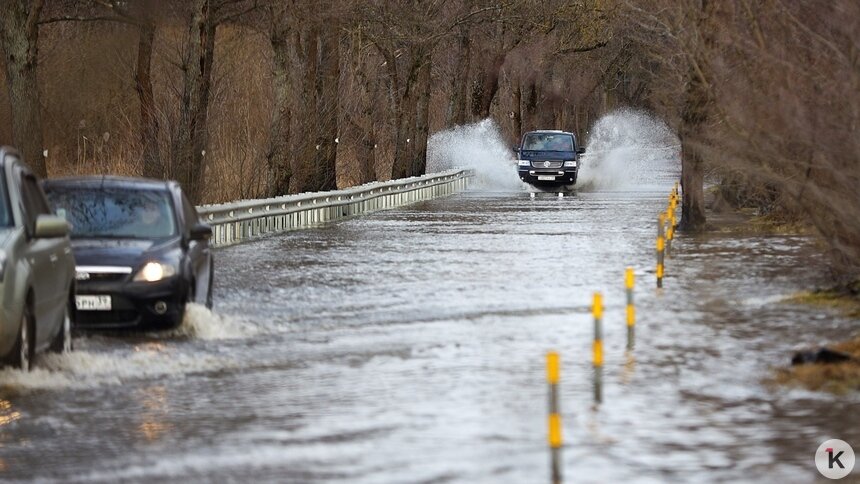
[1,187,858,483]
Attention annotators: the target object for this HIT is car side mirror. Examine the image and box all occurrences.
[35,214,70,238]
[189,222,212,241]
[577,147,586,154]
[512,145,519,153]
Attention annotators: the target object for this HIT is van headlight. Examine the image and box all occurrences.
[563,161,577,167]
[133,261,177,282]
[517,160,530,167]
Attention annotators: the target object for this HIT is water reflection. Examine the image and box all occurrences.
[0,400,20,427]
[593,367,603,406]
[620,351,636,385]
[136,386,173,442]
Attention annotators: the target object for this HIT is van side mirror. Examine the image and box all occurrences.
[577,147,586,154]
[190,223,212,240]
[35,214,70,238]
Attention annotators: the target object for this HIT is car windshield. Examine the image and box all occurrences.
[44,186,177,239]
[522,133,574,151]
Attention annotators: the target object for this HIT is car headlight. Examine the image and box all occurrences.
[517,160,530,167]
[563,161,577,167]
[0,250,6,281]
[133,261,177,282]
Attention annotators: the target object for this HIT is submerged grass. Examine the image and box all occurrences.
[772,337,860,394]
[773,287,860,393]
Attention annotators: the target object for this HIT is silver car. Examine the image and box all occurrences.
[0,147,75,371]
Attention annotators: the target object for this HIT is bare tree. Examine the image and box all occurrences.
[0,0,46,175]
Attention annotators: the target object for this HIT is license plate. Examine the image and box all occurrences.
[537,176,556,181]
[76,295,112,311]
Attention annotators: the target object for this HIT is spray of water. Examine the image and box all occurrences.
[0,305,255,392]
[164,303,258,340]
[427,118,522,190]
[578,108,680,192]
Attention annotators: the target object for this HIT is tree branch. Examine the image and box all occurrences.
[38,15,141,26]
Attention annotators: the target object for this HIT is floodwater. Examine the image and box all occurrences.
[1,184,857,483]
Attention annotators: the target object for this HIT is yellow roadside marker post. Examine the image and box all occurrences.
[625,267,635,349]
[592,292,604,404]
[656,214,666,288]
[546,352,562,484]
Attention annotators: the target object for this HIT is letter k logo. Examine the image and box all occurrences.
[828,448,845,469]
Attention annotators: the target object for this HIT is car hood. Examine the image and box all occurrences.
[520,150,576,160]
[71,237,181,267]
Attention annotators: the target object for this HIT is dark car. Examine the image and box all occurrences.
[515,130,586,188]
[42,177,213,330]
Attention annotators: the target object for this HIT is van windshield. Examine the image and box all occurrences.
[522,133,574,151]
[44,187,177,239]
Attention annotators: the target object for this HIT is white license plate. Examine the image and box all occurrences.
[537,176,556,181]
[76,295,112,311]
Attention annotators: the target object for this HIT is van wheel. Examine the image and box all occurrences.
[12,306,34,371]
[49,301,73,354]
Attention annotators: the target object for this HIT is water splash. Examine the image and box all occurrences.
[0,346,240,392]
[427,118,522,190]
[163,303,258,340]
[0,305,254,392]
[578,109,680,192]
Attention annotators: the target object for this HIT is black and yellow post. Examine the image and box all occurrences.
[546,351,562,484]
[592,292,604,404]
[666,196,675,253]
[656,214,665,288]
[625,267,635,349]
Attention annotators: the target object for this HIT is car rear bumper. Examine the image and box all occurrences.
[75,277,188,330]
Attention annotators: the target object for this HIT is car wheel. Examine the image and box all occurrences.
[206,259,214,310]
[49,301,73,354]
[11,305,34,371]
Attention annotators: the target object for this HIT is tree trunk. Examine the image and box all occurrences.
[349,33,377,185]
[266,7,292,196]
[680,134,707,231]
[136,21,161,179]
[446,29,469,127]
[413,54,431,176]
[512,81,522,144]
[390,52,422,180]
[290,26,319,193]
[523,80,537,132]
[678,0,717,232]
[0,0,46,176]
[470,51,505,120]
[312,30,339,191]
[172,0,215,204]
[679,65,709,231]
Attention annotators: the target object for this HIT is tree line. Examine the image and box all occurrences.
[2,0,858,275]
[0,0,615,203]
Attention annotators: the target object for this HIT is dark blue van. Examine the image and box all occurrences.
[515,130,585,187]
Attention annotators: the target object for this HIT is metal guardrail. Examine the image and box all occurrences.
[196,169,473,247]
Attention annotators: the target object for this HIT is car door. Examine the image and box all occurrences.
[179,190,211,302]
[16,167,67,345]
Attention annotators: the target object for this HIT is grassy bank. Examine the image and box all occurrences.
[704,188,860,393]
